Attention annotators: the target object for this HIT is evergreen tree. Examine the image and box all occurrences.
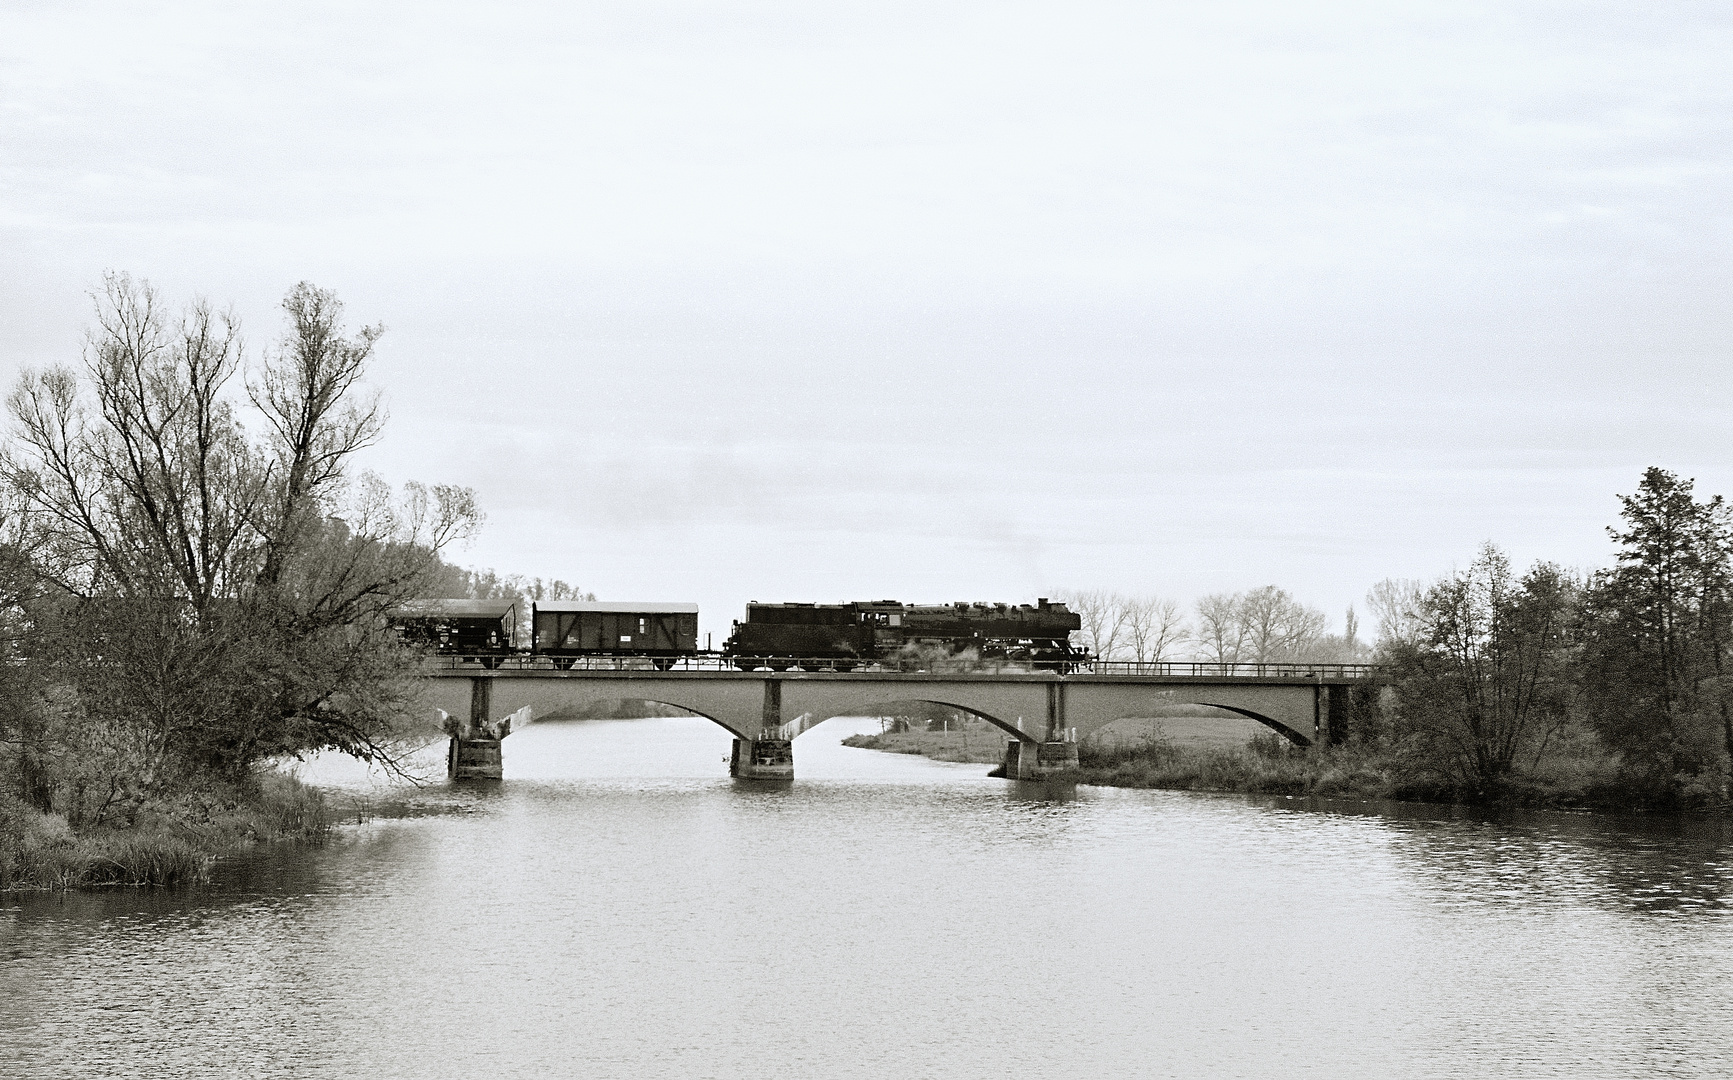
[1578,468,1733,798]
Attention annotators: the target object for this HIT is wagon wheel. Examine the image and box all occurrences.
[652,658,675,671]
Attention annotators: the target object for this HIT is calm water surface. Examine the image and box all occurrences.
[4,717,1732,1079]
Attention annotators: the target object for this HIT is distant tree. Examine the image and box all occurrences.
[1292,605,1373,664]
[1191,587,1325,664]
[1366,578,1427,648]
[419,563,594,605]
[1061,590,1129,661]
[1577,468,1732,795]
[1385,544,1578,793]
[1238,585,1326,662]
[1194,592,1246,664]
[1122,596,1189,663]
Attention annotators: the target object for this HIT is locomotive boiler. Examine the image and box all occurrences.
[722,598,1082,670]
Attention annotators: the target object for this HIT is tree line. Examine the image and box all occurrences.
[1063,468,1733,807]
[1057,586,1364,664]
[1362,468,1733,806]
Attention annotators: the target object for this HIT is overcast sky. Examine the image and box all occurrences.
[3,1,1730,643]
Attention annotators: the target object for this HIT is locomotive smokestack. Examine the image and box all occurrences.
[1038,597,1050,609]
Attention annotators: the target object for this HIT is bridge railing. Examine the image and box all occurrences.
[427,654,1381,679]
[1083,661,1379,679]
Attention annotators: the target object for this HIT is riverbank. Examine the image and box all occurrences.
[841,729,1388,796]
[0,770,330,892]
[843,726,1728,811]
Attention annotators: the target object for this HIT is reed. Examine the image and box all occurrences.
[1,768,330,892]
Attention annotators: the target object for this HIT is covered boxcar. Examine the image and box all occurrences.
[531,601,699,668]
[390,599,519,666]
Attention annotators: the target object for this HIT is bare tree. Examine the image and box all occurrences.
[1194,592,1245,664]
[5,275,262,610]
[1366,578,1427,647]
[250,282,387,590]
[1060,589,1129,660]
[1387,546,1578,791]
[1192,587,1326,664]
[1239,585,1326,662]
[2,274,480,793]
[1122,596,1189,663]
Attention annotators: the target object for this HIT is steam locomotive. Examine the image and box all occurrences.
[392,597,1082,670]
[722,598,1082,670]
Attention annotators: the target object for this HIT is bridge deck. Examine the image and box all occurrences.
[428,656,1376,683]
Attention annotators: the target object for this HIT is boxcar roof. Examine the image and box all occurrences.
[533,601,700,614]
[395,599,518,618]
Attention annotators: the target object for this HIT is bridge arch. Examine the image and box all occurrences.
[523,695,742,734]
[1188,703,1310,746]
[787,697,1036,744]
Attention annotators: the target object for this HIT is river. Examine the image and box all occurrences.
[4,716,1732,1078]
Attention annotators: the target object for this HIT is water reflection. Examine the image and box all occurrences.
[4,715,1731,1080]
[1218,793,1733,918]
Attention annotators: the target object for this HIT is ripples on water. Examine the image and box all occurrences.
[4,716,1731,1079]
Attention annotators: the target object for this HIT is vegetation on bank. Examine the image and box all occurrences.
[840,727,1007,766]
[0,276,470,891]
[0,770,329,891]
[1068,734,1651,810]
[854,467,1733,814]
[845,724,1684,811]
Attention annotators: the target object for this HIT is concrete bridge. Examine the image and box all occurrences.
[421,662,1368,780]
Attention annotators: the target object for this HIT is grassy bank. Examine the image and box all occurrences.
[0,770,330,893]
[839,727,1390,796]
[839,728,1007,765]
[1072,737,1391,799]
[843,722,1722,811]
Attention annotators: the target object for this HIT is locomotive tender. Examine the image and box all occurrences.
[393,596,1082,670]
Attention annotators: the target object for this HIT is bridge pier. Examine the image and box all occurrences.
[730,679,794,779]
[449,737,503,779]
[999,738,1080,780]
[444,678,512,779]
[991,681,1081,780]
[730,738,794,779]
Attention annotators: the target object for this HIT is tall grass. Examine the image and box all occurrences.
[1,797,211,890]
[1075,735,1392,798]
[1,768,330,892]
